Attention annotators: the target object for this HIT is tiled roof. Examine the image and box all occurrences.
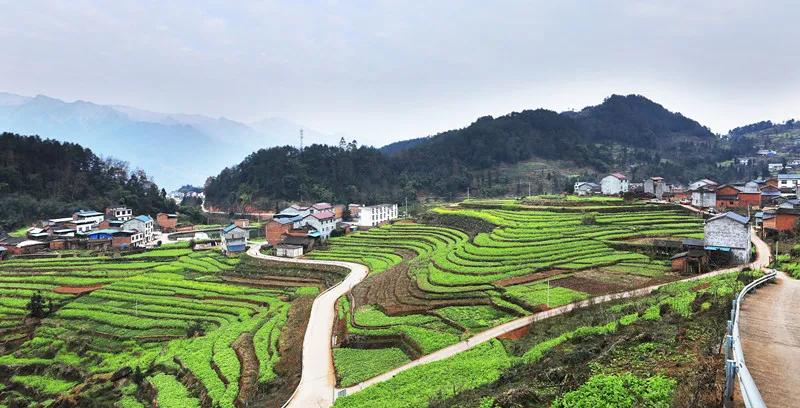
[309,211,336,220]
[312,203,332,210]
[272,218,294,225]
[708,212,750,225]
[610,173,627,180]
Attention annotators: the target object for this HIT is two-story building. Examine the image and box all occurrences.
[265,218,294,244]
[600,173,629,195]
[221,225,248,254]
[73,210,105,225]
[156,213,179,232]
[301,211,338,239]
[106,206,133,221]
[704,212,751,265]
[778,174,800,193]
[122,216,154,244]
[358,204,398,227]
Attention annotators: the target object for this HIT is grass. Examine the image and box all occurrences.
[333,348,411,387]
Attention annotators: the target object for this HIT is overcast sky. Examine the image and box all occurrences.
[2,0,800,147]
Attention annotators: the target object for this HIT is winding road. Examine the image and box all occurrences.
[246,243,369,408]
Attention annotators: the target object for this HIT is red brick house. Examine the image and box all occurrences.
[156,213,179,232]
[234,219,250,228]
[265,218,293,244]
[768,208,800,231]
[715,185,762,209]
[112,231,135,249]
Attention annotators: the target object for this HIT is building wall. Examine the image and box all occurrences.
[157,214,178,231]
[112,236,132,249]
[600,176,627,195]
[704,217,750,265]
[775,213,800,231]
[234,219,250,227]
[302,216,336,238]
[266,221,292,244]
[333,205,345,219]
[763,216,776,229]
[738,192,762,208]
[358,204,398,227]
[692,191,716,208]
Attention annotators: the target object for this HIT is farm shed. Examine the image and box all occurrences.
[282,235,315,253]
[276,244,303,258]
[652,239,682,256]
[671,250,708,274]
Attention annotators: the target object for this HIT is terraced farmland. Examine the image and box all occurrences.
[307,204,704,387]
[0,246,330,408]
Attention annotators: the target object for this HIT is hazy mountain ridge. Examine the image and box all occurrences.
[0,92,341,188]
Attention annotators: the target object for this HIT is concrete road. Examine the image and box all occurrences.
[738,270,800,408]
[246,243,369,408]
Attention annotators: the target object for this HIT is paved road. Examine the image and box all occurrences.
[338,229,771,398]
[738,270,800,408]
[246,243,369,408]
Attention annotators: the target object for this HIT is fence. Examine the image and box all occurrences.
[724,269,777,408]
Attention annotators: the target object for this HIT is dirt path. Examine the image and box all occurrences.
[233,333,259,408]
[738,271,800,408]
[246,243,369,408]
[338,229,771,398]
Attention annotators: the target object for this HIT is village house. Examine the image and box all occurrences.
[358,204,398,228]
[105,206,133,221]
[574,182,601,196]
[759,184,781,206]
[762,207,800,231]
[122,216,155,244]
[348,204,361,219]
[778,174,800,193]
[233,219,250,228]
[156,213,179,232]
[221,225,248,254]
[111,230,136,249]
[332,204,346,219]
[97,219,125,231]
[644,177,669,200]
[281,235,315,253]
[704,212,751,265]
[0,237,48,255]
[265,218,294,244]
[73,210,105,225]
[600,173,629,195]
[301,211,338,239]
[66,219,95,234]
[714,185,761,210]
[279,205,312,218]
[309,203,333,214]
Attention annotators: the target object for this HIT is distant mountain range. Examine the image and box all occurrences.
[0,92,342,189]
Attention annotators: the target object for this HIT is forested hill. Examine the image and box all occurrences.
[0,133,178,230]
[204,94,746,209]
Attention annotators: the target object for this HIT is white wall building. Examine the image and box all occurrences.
[276,244,303,258]
[778,174,800,190]
[107,206,133,221]
[358,204,398,227]
[600,173,629,195]
[73,210,105,225]
[301,211,338,239]
[122,216,155,244]
[691,189,717,208]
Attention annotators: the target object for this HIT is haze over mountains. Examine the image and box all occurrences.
[0,92,341,189]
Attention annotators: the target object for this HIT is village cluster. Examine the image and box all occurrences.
[0,202,400,259]
[577,173,800,232]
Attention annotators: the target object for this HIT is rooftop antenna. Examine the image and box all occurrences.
[300,129,304,152]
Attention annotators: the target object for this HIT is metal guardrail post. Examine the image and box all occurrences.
[724,359,737,407]
[725,334,733,360]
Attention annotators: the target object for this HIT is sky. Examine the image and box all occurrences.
[2,0,800,147]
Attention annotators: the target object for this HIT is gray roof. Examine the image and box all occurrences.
[707,212,750,225]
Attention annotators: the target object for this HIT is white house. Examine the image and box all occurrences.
[688,179,718,191]
[301,211,338,239]
[309,203,333,214]
[279,205,311,218]
[106,206,133,221]
[221,225,248,254]
[778,174,800,190]
[691,188,716,208]
[122,216,154,244]
[73,210,105,225]
[600,173,629,195]
[574,182,600,196]
[768,163,785,172]
[358,204,398,227]
[704,212,751,265]
[66,219,95,234]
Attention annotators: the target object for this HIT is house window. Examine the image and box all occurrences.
[730,201,734,205]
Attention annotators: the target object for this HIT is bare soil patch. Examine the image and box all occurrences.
[550,276,623,295]
[493,269,570,286]
[52,284,104,294]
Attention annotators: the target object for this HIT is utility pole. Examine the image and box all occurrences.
[546,279,550,308]
[405,197,408,218]
[528,181,531,197]
[300,129,304,153]
[467,187,470,200]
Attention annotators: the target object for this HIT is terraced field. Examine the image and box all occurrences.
[0,245,328,408]
[307,204,705,387]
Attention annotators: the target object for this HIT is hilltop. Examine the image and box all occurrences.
[205,94,748,209]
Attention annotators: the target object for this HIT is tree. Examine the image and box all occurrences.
[26,291,45,318]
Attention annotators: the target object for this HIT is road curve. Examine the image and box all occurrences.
[246,243,369,408]
[738,270,800,408]
[338,229,771,398]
